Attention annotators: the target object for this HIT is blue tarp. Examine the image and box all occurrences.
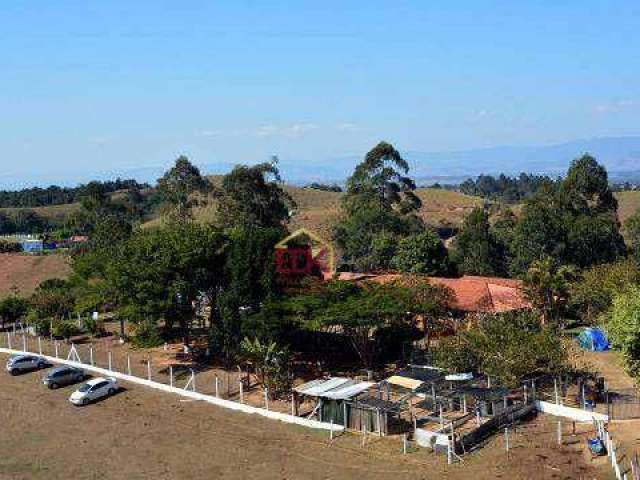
[578,328,609,352]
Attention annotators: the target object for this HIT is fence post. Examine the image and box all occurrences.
[343,402,348,428]
[108,351,113,371]
[264,387,269,411]
[126,355,131,375]
[554,378,559,405]
[524,384,528,404]
[191,369,196,392]
[89,346,94,366]
[169,366,174,388]
[54,341,59,358]
[6,332,11,350]
[329,420,334,441]
[362,424,367,448]
[403,434,408,454]
[38,337,42,355]
[215,376,219,398]
[532,379,536,401]
[22,334,27,352]
[462,395,467,414]
[239,379,244,404]
[147,359,151,381]
[557,421,562,446]
[505,427,510,453]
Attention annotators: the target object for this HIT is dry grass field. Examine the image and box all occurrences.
[184,186,481,238]
[616,190,640,225]
[0,203,81,221]
[0,254,71,297]
[0,352,604,480]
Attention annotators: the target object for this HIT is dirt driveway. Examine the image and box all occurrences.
[0,354,603,480]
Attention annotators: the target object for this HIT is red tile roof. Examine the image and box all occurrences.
[336,273,531,314]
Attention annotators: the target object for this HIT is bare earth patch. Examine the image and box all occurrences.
[0,254,71,297]
[0,353,603,480]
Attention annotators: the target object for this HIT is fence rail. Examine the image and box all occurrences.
[0,332,342,434]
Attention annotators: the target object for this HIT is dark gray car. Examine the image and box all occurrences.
[42,366,85,389]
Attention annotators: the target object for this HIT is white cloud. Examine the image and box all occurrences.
[336,122,359,132]
[594,99,636,114]
[255,123,318,138]
[198,130,224,137]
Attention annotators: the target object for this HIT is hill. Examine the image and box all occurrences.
[4,136,640,188]
[143,186,481,239]
[617,190,640,228]
[0,202,81,221]
[0,253,72,297]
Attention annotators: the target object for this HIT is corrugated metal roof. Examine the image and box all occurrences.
[323,382,374,400]
[294,377,374,400]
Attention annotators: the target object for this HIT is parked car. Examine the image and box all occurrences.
[43,366,85,389]
[69,377,118,406]
[5,354,47,375]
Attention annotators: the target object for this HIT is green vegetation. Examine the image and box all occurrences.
[460,173,557,203]
[4,144,640,389]
[433,311,569,387]
[0,179,148,208]
[606,286,640,378]
[626,208,640,260]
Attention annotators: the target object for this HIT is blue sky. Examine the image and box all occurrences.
[1,1,640,182]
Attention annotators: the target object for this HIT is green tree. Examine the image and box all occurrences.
[240,337,291,398]
[433,311,568,387]
[626,209,640,261]
[303,281,415,369]
[607,286,640,378]
[334,142,424,271]
[106,222,226,345]
[510,187,567,275]
[29,279,75,322]
[217,160,294,230]
[560,154,618,214]
[451,208,499,276]
[209,226,283,364]
[570,259,640,323]
[0,296,29,329]
[157,156,211,220]
[391,231,449,275]
[346,141,421,214]
[523,257,576,326]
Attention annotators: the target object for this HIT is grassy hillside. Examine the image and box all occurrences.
[0,253,71,297]
[0,202,81,220]
[616,191,640,225]
[146,186,481,239]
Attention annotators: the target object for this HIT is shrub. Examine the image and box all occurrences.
[391,231,449,275]
[432,311,569,387]
[130,320,164,348]
[606,286,640,379]
[52,320,80,340]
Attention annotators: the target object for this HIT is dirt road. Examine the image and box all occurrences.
[0,354,602,480]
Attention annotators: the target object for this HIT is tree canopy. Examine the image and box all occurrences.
[216,160,294,230]
[334,142,425,272]
[157,156,211,220]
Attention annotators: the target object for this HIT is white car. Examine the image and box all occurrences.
[69,377,118,406]
[5,354,47,375]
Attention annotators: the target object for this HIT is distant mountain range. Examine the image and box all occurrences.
[2,136,640,189]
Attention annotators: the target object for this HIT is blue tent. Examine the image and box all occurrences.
[578,328,609,352]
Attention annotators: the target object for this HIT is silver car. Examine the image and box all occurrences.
[5,354,47,375]
[43,366,85,389]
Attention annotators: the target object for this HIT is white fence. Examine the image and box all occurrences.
[535,400,609,422]
[0,344,342,433]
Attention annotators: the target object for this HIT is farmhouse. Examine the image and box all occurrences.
[337,272,531,315]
